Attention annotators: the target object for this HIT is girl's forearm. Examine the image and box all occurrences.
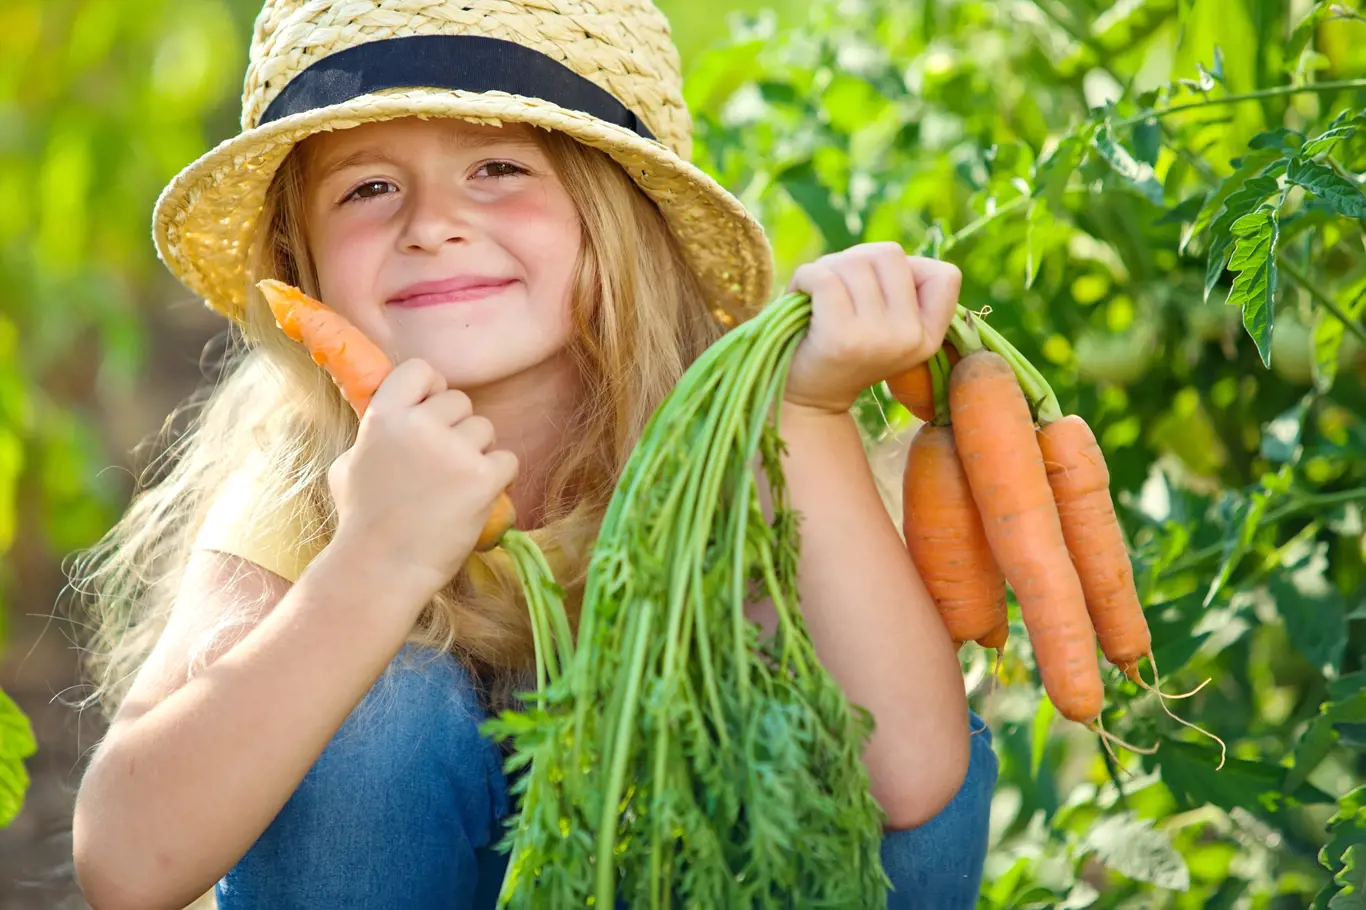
[72,538,429,910]
[777,403,971,829]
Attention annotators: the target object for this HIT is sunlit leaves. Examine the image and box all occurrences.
[1226,204,1281,366]
[1081,812,1191,891]
[1093,122,1165,206]
[1288,157,1366,220]
[1202,172,1284,302]
[0,689,36,827]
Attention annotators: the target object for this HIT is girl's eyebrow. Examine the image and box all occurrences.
[316,133,541,182]
[315,148,402,182]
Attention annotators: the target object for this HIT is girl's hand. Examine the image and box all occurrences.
[327,358,519,602]
[783,242,962,416]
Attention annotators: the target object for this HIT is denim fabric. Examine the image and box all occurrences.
[215,644,997,909]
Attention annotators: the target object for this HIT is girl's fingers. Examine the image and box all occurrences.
[832,257,885,319]
[790,261,855,323]
[369,357,447,412]
[419,388,474,426]
[865,251,921,339]
[907,256,963,346]
[452,414,497,453]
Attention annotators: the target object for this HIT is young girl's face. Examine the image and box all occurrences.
[300,117,582,389]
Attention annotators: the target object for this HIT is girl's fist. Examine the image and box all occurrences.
[783,243,961,415]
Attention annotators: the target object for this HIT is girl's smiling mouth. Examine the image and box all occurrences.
[386,276,518,308]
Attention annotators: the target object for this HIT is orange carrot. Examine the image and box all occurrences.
[902,424,1008,645]
[887,346,961,422]
[1037,415,1151,681]
[948,350,1103,724]
[259,279,391,415]
[887,364,935,422]
[257,279,516,552]
[976,622,1008,652]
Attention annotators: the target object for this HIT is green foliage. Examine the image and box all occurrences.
[0,0,1363,907]
[684,0,1366,904]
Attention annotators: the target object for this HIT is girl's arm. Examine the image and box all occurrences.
[748,401,971,831]
[72,537,433,910]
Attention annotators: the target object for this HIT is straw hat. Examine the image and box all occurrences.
[151,0,774,326]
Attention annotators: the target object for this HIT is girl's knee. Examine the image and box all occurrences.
[882,710,998,909]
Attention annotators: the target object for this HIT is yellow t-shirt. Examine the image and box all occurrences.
[191,458,325,583]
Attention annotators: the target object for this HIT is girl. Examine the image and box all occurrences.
[69,1,998,908]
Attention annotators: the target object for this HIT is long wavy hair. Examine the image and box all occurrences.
[69,124,726,719]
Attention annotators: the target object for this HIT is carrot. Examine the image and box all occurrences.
[257,279,516,552]
[948,350,1103,724]
[902,423,1008,645]
[1036,415,1150,680]
[976,622,1007,652]
[259,279,391,415]
[887,346,961,422]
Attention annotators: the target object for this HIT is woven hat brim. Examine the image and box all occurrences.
[152,89,774,326]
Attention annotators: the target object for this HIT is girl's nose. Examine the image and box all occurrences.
[399,183,475,253]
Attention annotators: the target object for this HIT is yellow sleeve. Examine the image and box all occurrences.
[192,463,325,584]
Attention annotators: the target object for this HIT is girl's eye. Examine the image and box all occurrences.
[478,161,527,179]
[342,180,395,204]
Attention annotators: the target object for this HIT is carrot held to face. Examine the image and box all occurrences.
[257,279,516,552]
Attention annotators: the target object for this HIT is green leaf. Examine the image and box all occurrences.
[1153,193,1208,227]
[1031,695,1054,780]
[1272,541,1348,677]
[1226,204,1280,366]
[1260,400,1307,464]
[1035,126,1096,212]
[1081,811,1191,891]
[1133,119,1162,166]
[0,689,35,760]
[1287,157,1366,220]
[1203,172,1284,301]
[1145,593,1212,677]
[1289,687,1366,794]
[1287,4,1331,66]
[1304,111,1366,158]
[1330,845,1366,909]
[0,689,35,827]
[1313,278,1366,391]
[1158,739,1335,819]
[1205,468,1293,606]
[1182,149,1283,254]
[1248,127,1304,153]
[777,159,860,251]
[1093,122,1165,206]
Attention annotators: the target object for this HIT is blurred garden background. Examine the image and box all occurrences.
[2,0,1366,907]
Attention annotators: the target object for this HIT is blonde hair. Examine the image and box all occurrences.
[69,124,724,720]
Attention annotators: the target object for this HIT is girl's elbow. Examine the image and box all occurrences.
[879,741,973,831]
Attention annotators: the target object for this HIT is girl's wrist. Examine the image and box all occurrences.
[319,529,446,622]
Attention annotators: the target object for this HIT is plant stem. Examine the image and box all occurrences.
[1114,79,1366,129]
[597,599,656,908]
[929,349,952,426]
[1278,257,1366,347]
[970,313,1065,422]
[940,194,1033,254]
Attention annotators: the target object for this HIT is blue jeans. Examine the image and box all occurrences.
[215,644,997,909]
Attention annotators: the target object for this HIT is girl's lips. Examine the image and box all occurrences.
[387,279,517,308]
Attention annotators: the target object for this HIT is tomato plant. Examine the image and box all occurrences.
[687,0,1366,905]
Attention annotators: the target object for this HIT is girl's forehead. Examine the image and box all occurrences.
[302,117,541,164]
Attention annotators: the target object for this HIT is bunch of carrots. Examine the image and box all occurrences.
[888,307,1218,764]
[257,276,1220,908]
